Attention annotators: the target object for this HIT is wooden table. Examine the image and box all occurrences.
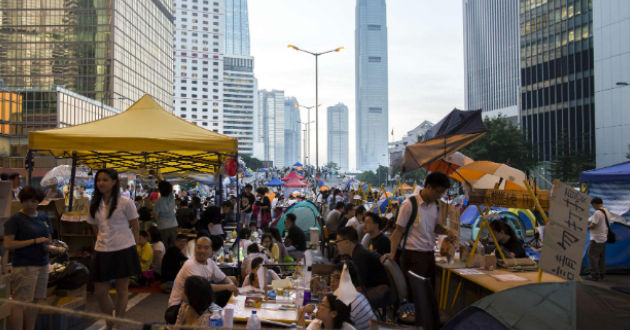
[228,295,302,326]
[436,261,565,314]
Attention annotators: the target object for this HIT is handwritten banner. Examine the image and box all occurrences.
[539,180,589,280]
[468,189,550,210]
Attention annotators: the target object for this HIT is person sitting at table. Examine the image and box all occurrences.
[165,236,239,324]
[360,212,390,256]
[335,227,390,308]
[261,233,280,262]
[269,228,290,262]
[298,294,356,330]
[330,262,376,330]
[175,275,220,326]
[242,257,280,290]
[284,213,307,260]
[241,243,268,277]
[160,234,189,293]
[489,220,526,258]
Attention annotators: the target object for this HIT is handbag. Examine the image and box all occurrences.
[598,209,616,244]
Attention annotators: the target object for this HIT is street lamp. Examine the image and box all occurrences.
[288,44,343,174]
[295,103,319,166]
[297,119,314,165]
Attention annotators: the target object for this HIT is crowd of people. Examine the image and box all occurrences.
[0,168,612,330]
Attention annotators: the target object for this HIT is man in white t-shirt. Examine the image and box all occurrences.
[383,172,455,295]
[164,236,238,324]
[587,197,610,281]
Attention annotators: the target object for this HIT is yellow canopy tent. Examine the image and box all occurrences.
[28,95,238,174]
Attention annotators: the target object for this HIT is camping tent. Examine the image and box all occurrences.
[29,95,238,174]
[265,177,285,187]
[282,171,304,182]
[275,201,322,238]
[580,160,630,273]
[285,178,307,188]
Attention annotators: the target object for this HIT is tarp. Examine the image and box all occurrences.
[460,205,507,226]
[275,201,321,237]
[265,177,285,187]
[284,177,307,188]
[402,109,486,173]
[29,95,238,174]
[293,162,303,167]
[580,160,629,183]
[282,171,304,182]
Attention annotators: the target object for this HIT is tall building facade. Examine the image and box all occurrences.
[224,0,250,56]
[355,0,389,171]
[284,97,301,165]
[463,0,520,122]
[593,0,630,167]
[0,0,174,163]
[173,0,223,131]
[257,90,285,167]
[327,103,349,171]
[520,0,594,162]
[223,56,256,155]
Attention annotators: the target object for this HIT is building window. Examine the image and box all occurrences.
[368,57,381,63]
[367,24,381,31]
[368,107,382,113]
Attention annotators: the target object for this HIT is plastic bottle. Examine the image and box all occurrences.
[208,309,223,328]
[246,310,261,329]
[290,323,297,329]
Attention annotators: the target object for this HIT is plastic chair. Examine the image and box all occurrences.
[407,271,440,330]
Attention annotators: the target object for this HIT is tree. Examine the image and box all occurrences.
[550,131,595,184]
[376,165,389,186]
[462,115,537,171]
[325,161,340,171]
[240,154,263,171]
[390,163,427,184]
[358,170,378,186]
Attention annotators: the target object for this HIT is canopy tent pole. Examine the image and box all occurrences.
[26,149,34,185]
[235,154,241,272]
[68,152,77,211]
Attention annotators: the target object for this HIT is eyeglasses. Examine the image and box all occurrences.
[335,239,347,244]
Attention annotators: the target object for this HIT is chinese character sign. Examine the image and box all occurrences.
[540,180,590,280]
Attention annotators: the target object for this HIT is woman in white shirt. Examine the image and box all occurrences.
[87,168,140,330]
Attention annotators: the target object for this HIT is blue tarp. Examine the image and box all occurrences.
[579,160,629,183]
[293,162,303,167]
[460,205,507,225]
[265,177,285,187]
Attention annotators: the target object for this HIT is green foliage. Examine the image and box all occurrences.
[462,115,537,171]
[325,161,340,171]
[358,170,378,185]
[240,154,263,171]
[550,132,595,184]
[390,164,427,184]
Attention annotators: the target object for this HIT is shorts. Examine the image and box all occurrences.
[11,265,49,302]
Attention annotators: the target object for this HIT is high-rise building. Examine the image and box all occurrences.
[224,0,250,56]
[355,0,389,171]
[284,97,301,165]
[327,103,349,171]
[173,0,223,131]
[520,0,594,162]
[593,0,630,167]
[463,0,520,123]
[257,90,285,167]
[0,0,174,164]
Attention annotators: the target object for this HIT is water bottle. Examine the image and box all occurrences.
[246,310,261,329]
[208,308,223,328]
[290,323,297,329]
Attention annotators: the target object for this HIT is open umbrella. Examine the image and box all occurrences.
[40,165,90,186]
[424,151,474,175]
[451,161,529,190]
[402,109,486,173]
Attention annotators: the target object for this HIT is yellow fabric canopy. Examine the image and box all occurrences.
[29,95,238,174]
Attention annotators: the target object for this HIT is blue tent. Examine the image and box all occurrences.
[265,177,285,187]
[345,179,355,189]
[293,162,303,167]
[580,160,630,223]
[258,168,267,173]
[377,197,404,214]
[582,222,630,273]
[460,205,507,226]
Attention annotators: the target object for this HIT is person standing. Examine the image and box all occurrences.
[284,213,307,260]
[4,186,59,330]
[87,168,141,330]
[154,181,178,248]
[239,184,255,226]
[587,197,610,281]
[9,173,21,200]
[383,172,455,293]
[254,187,271,229]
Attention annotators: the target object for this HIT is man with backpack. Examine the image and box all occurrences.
[587,197,611,281]
[383,172,455,295]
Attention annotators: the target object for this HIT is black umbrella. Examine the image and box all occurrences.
[401,108,486,173]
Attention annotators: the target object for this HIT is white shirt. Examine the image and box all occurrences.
[209,223,224,236]
[395,193,440,252]
[346,217,364,239]
[168,258,227,307]
[360,233,370,248]
[589,207,610,244]
[151,241,166,273]
[87,196,139,252]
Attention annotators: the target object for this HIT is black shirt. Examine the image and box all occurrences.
[4,212,52,267]
[240,192,255,213]
[176,207,196,229]
[161,246,188,281]
[351,244,389,289]
[501,237,527,258]
[369,233,391,256]
[287,225,307,251]
[137,206,152,221]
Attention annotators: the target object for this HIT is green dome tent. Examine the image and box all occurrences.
[275,201,321,239]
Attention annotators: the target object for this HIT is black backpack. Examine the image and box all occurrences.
[598,209,616,244]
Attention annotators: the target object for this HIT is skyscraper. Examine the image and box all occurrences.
[173,0,224,130]
[520,0,594,162]
[257,90,285,167]
[327,103,349,171]
[355,0,389,171]
[284,97,302,165]
[223,0,257,155]
[593,0,630,167]
[224,0,251,56]
[463,0,520,122]
[0,0,174,164]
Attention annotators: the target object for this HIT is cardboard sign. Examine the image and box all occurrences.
[539,180,589,280]
[468,188,550,210]
[447,204,460,243]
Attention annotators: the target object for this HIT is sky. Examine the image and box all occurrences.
[249,0,464,170]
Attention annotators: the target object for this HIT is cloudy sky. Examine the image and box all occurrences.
[249,0,464,170]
